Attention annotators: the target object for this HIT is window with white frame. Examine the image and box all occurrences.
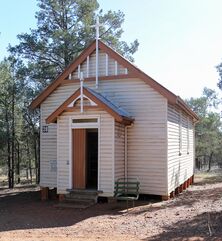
[71,117,99,129]
[179,111,182,155]
[72,118,98,124]
[187,117,190,154]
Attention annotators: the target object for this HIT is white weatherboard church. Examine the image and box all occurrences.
[31,21,198,201]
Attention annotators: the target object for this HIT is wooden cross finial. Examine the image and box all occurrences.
[91,16,103,88]
[91,16,102,40]
[80,72,84,113]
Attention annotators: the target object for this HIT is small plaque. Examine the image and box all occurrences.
[42,125,48,133]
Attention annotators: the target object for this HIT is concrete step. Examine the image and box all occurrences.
[67,189,99,195]
[66,189,101,202]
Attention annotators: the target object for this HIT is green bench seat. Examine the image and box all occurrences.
[114,178,140,209]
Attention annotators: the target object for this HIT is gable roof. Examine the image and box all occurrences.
[30,40,199,122]
[46,87,134,125]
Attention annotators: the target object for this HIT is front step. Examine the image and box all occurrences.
[66,189,101,202]
[55,189,101,209]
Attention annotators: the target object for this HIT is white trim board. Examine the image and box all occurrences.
[69,115,101,190]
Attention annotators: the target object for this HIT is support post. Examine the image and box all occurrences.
[175,187,180,195]
[59,194,65,202]
[162,195,170,201]
[191,174,194,184]
[40,187,49,201]
[170,191,175,198]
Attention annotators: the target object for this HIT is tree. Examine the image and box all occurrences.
[2,0,139,187]
[0,58,37,187]
[0,59,16,187]
[9,0,139,92]
[186,88,222,171]
[217,61,222,90]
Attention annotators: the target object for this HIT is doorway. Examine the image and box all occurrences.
[86,129,98,189]
[72,128,98,190]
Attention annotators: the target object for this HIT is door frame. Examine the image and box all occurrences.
[69,115,100,190]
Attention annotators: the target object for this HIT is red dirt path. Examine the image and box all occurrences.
[0,172,222,241]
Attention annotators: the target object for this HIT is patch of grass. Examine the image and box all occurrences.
[195,170,222,185]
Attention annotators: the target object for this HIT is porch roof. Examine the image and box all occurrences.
[46,87,134,125]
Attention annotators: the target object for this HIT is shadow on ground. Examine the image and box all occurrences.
[129,171,222,220]
[0,187,147,233]
[143,210,222,241]
[0,171,222,238]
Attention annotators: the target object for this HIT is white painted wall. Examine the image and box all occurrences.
[167,105,195,193]
[72,49,126,79]
[40,78,168,195]
[56,109,114,195]
[114,122,125,181]
[99,79,168,195]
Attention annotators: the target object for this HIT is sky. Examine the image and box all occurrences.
[0,0,222,99]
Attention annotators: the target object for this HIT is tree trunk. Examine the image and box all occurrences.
[11,75,15,188]
[208,152,214,172]
[16,140,20,184]
[34,134,38,184]
[26,140,32,183]
[5,107,12,188]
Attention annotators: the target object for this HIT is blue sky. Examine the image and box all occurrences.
[1,0,222,99]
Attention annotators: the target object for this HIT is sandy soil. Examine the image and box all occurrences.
[0,172,222,241]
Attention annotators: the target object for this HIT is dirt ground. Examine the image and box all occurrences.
[0,172,222,241]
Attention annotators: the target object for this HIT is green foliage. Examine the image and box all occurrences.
[216,61,222,90]
[9,0,139,91]
[186,88,222,166]
[0,60,12,150]
[1,0,139,185]
[0,58,40,185]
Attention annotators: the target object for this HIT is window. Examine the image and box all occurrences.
[71,117,99,129]
[187,117,190,154]
[72,118,98,124]
[179,111,182,155]
[42,125,48,133]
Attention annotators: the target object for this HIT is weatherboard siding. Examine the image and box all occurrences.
[56,109,114,194]
[39,122,57,187]
[72,49,126,79]
[98,79,168,195]
[115,122,125,181]
[40,77,168,195]
[167,105,194,193]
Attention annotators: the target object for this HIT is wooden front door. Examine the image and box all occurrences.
[72,129,86,189]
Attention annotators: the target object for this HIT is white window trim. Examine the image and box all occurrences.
[187,117,190,154]
[69,115,100,190]
[68,116,72,189]
[179,111,182,155]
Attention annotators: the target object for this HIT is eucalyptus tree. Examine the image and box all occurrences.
[186,88,222,170]
[9,0,139,91]
[7,0,139,185]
